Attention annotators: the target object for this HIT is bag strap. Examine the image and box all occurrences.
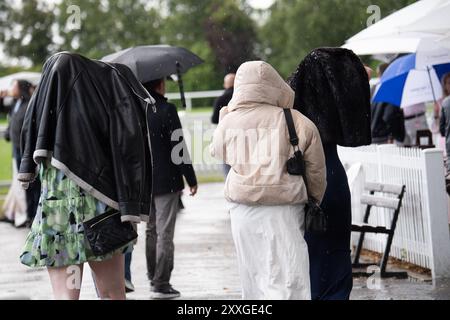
[283,108,312,200]
[283,108,299,148]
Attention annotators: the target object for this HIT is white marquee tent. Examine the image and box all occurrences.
[343,0,450,55]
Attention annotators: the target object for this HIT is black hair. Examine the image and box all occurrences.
[142,78,164,92]
[16,80,33,100]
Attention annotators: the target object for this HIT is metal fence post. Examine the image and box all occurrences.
[421,149,450,280]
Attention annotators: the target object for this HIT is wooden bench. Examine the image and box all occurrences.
[352,182,408,278]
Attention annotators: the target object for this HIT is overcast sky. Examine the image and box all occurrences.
[248,0,274,9]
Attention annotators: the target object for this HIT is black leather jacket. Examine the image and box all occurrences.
[18,52,155,223]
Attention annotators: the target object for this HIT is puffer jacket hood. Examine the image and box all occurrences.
[228,61,295,112]
[211,61,326,206]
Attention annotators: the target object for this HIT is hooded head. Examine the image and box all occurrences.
[288,48,372,147]
[228,61,294,112]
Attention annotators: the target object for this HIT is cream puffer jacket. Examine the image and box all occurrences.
[210,61,327,206]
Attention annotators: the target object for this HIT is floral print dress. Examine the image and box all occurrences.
[20,162,133,268]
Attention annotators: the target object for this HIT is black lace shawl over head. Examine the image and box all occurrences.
[288,47,372,147]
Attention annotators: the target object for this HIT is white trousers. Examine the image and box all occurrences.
[229,203,311,300]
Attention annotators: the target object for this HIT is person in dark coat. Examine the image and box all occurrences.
[142,78,198,299]
[4,80,40,226]
[211,73,235,125]
[211,73,235,177]
[371,64,405,144]
[288,47,372,300]
[440,96,450,174]
[371,102,405,144]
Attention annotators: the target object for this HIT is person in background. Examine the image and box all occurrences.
[143,78,198,299]
[3,80,41,227]
[370,63,405,144]
[0,92,7,113]
[124,251,134,293]
[211,73,235,125]
[402,102,429,146]
[364,65,373,81]
[211,73,235,178]
[439,96,450,176]
[433,73,450,152]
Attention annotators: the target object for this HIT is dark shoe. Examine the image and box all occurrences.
[125,279,135,293]
[150,286,180,299]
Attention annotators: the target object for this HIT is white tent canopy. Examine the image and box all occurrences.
[0,72,41,91]
[343,0,450,55]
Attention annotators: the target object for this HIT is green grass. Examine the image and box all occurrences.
[0,140,12,181]
[0,140,11,208]
[186,106,213,114]
[197,174,224,184]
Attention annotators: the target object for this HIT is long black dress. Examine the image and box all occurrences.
[305,143,353,300]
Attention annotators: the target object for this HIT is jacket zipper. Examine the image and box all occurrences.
[91,211,120,228]
[145,99,155,212]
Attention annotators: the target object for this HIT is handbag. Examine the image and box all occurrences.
[83,209,138,256]
[283,108,328,234]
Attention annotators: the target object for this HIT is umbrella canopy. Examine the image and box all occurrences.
[0,72,41,91]
[373,50,450,107]
[343,0,450,55]
[101,45,204,83]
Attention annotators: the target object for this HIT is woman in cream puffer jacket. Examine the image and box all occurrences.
[210,61,326,300]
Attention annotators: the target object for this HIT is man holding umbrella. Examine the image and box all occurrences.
[142,77,198,299]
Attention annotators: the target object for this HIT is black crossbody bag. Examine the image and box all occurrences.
[83,210,138,257]
[283,108,328,234]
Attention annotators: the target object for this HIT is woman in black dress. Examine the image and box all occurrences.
[288,48,372,300]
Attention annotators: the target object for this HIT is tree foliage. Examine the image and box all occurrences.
[0,0,421,89]
[261,0,418,77]
[0,0,54,65]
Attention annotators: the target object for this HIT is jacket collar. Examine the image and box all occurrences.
[148,89,167,103]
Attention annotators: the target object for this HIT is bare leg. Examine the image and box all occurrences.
[47,264,84,300]
[88,253,126,300]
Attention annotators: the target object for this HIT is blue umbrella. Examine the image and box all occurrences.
[373,53,450,107]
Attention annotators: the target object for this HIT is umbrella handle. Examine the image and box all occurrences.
[176,61,187,109]
[427,66,438,104]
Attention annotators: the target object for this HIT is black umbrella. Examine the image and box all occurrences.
[102,45,204,108]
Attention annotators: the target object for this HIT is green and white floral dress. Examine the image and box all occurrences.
[20,162,133,268]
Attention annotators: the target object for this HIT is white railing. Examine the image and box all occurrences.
[339,145,450,279]
[179,115,223,176]
[166,90,224,111]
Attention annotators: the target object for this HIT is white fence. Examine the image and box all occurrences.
[167,90,224,111]
[179,114,223,176]
[179,115,450,278]
[338,145,450,279]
